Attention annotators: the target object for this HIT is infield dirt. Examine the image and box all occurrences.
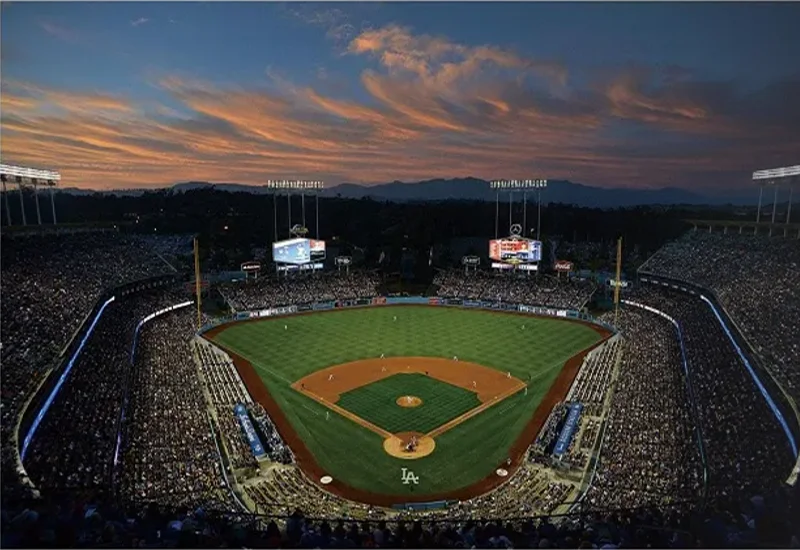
[203,305,611,507]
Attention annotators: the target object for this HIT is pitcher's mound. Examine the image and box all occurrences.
[396,395,422,408]
[383,431,435,459]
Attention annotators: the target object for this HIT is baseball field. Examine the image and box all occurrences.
[206,305,608,505]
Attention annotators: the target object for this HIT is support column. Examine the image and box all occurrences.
[771,185,779,224]
[2,180,12,226]
[756,186,763,223]
[33,182,42,225]
[49,186,57,224]
[786,186,793,225]
[495,192,499,239]
[18,183,27,226]
[537,190,542,241]
[273,192,278,243]
[523,192,527,236]
[508,192,513,229]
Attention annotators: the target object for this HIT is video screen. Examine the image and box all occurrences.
[489,238,542,264]
[272,238,326,265]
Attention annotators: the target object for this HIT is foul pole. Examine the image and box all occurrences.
[613,237,623,326]
[194,237,203,330]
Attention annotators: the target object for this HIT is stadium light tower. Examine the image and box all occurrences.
[0,163,61,226]
[752,165,800,226]
[266,180,325,242]
[489,179,548,240]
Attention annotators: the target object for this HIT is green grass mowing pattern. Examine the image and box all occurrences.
[212,306,602,497]
[336,373,481,434]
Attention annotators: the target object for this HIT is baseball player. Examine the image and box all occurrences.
[284,325,288,330]
[472,381,477,388]
[328,374,334,381]
[326,411,330,421]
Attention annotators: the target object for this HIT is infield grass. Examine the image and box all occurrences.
[211,305,602,498]
[337,373,481,434]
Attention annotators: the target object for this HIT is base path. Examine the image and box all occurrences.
[293,357,525,440]
[293,356,523,406]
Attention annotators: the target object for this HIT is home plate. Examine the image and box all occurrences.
[320,476,333,485]
[496,468,508,477]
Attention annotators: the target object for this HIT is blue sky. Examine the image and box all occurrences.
[2,2,799,194]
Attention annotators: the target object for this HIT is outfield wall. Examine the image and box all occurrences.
[199,296,616,336]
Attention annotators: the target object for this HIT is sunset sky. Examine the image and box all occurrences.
[1,2,799,194]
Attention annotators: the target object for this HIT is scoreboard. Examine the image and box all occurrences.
[489,238,542,264]
[272,238,326,265]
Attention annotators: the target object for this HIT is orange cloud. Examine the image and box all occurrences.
[1,26,798,192]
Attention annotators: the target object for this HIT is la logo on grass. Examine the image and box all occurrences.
[401,468,420,485]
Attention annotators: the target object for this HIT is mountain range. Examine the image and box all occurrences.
[59,177,767,208]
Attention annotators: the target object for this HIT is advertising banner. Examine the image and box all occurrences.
[372,297,387,306]
[357,298,372,306]
[461,256,481,266]
[463,300,483,308]
[428,297,441,306]
[297,303,313,312]
[312,301,334,311]
[554,260,574,273]
[385,296,429,305]
[234,404,267,459]
[554,402,583,458]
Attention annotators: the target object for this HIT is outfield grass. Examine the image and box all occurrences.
[211,306,601,498]
[337,373,481,434]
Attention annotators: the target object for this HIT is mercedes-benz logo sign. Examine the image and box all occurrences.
[510,224,522,236]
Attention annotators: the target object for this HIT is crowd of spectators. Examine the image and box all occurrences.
[566,338,621,418]
[434,271,596,310]
[640,230,800,405]
[584,306,703,511]
[221,271,381,312]
[1,231,180,501]
[6,483,798,548]
[194,341,293,468]
[194,340,259,471]
[623,285,794,501]
[22,289,189,495]
[117,307,233,511]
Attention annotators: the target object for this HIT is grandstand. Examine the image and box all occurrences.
[2,204,799,548]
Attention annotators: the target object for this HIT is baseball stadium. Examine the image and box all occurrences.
[3,167,800,549]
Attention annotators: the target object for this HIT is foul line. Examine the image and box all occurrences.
[295,387,393,439]
[426,381,527,438]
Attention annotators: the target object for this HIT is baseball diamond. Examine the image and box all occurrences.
[206,305,609,504]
